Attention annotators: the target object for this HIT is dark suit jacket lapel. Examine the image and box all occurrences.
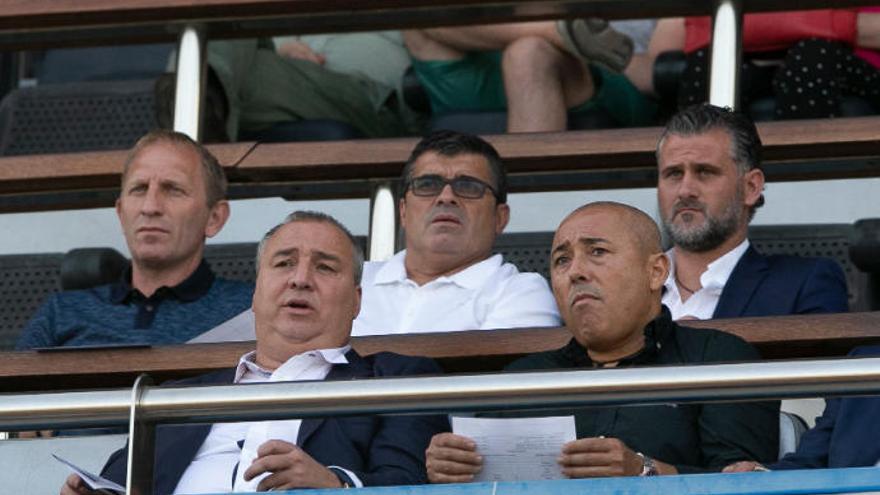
[156,368,237,494]
[298,349,372,446]
[713,246,769,318]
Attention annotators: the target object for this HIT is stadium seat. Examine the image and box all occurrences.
[0,252,64,349]
[60,248,128,291]
[0,79,157,156]
[33,44,173,84]
[778,411,809,459]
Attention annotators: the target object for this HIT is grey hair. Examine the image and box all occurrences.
[656,104,765,218]
[255,210,364,285]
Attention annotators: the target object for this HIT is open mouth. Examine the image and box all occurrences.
[284,299,314,313]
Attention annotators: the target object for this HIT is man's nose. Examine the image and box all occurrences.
[435,183,459,204]
[140,185,163,215]
[567,253,592,283]
[677,171,700,199]
[287,263,314,289]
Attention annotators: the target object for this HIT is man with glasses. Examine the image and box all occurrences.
[195,130,559,342]
[352,130,560,336]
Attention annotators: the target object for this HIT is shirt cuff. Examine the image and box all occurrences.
[328,466,363,488]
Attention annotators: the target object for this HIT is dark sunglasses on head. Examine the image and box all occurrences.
[407,174,498,200]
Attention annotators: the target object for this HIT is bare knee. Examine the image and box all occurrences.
[502,36,565,75]
[403,30,462,61]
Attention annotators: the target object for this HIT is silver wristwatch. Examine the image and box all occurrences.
[636,452,659,476]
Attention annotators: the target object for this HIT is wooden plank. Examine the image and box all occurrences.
[2,0,879,49]
[1,311,878,392]
[233,117,880,181]
[0,142,256,195]
[1,117,876,206]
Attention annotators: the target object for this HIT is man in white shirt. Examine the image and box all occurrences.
[61,211,447,495]
[194,131,559,343]
[353,130,561,336]
[656,104,847,320]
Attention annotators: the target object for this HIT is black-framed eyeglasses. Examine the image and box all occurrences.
[406,174,498,200]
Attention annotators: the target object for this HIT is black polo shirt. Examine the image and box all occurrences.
[110,260,216,329]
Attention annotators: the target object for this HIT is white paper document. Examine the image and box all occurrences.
[52,453,124,494]
[451,415,576,482]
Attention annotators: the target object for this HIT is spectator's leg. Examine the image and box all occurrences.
[773,39,845,119]
[206,39,264,141]
[772,38,880,119]
[408,22,565,54]
[501,36,593,132]
[237,49,407,138]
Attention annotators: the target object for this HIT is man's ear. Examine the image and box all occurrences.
[742,168,765,208]
[352,285,362,321]
[398,197,407,226]
[495,203,510,235]
[648,252,670,292]
[204,200,230,238]
[115,197,123,225]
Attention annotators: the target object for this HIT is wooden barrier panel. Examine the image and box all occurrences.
[1,117,878,212]
[1,311,878,392]
[4,0,878,49]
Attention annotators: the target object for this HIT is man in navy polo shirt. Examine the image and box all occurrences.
[16,130,253,350]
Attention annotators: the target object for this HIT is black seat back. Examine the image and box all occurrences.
[0,253,64,349]
[0,79,157,156]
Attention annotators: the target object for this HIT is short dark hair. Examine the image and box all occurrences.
[657,104,765,215]
[400,130,508,204]
[256,210,364,285]
[122,129,228,206]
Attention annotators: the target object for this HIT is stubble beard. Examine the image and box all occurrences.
[661,188,745,253]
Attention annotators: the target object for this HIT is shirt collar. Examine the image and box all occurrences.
[233,345,351,383]
[374,250,503,290]
[701,239,750,290]
[109,259,216,304]
[663,239,750,294]
[560,306,675,368]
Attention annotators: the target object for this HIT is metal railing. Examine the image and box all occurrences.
[3,356,880,494]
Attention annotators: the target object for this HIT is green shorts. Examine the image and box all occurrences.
[412,50,656,127]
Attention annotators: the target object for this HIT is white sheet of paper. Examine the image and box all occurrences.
[52,453,125,494]
[451,415,576,482]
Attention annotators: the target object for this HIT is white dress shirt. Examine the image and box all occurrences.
[351,250,561,336]
[173,346,359,494]
[662,240,750,321]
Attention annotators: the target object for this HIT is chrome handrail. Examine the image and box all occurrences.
[5,357,880,430]
[3,356,880,493]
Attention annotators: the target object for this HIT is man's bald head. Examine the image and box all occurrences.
[551,201,669,362]
[561,201,662,256]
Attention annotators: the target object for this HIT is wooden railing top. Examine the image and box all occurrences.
[4,0,879,50]
[1,117,878,212]
[2,311,878,393]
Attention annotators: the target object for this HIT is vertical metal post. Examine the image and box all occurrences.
[708,0,743,109]
[126,374,155,495]
[368,183,397,261]
[173,25,206,140]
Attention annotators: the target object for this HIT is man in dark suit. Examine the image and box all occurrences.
[725,345,880,472]
[61,211,447,494]
[656,104,847,321]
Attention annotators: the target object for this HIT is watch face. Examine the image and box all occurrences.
[639,453,658,476]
